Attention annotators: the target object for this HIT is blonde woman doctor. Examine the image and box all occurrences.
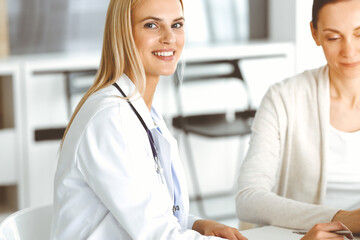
[50,0,246,239]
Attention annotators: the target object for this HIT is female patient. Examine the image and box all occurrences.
[237,0,360,236]
[50,0,246,239]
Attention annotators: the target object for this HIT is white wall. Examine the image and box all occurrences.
[295,0,326,73]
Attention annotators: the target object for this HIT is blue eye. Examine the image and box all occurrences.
[144,23,157,29]
[172,22,183,29]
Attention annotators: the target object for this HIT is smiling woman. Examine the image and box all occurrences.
[50,0,246,239]
[236,0,360,239]
[130,0,185,81]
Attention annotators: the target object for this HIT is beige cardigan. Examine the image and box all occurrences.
[236,65,340,230]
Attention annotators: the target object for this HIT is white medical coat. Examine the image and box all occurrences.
[50,74,224,240]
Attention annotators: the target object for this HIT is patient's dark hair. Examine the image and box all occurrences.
[312,0,348,29]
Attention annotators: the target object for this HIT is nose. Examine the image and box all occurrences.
[160,26,175,44]
[341,38,358,58]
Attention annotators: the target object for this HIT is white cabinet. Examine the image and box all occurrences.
[21,53,100,207]
[0,60,21,220]
[0,54,100,214]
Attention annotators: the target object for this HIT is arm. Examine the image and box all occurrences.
[236,87,338,229]
[332,209,360,233]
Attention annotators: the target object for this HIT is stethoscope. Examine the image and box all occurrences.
[112,83,164,183]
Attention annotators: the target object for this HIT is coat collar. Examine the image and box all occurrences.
[115,74,156,130]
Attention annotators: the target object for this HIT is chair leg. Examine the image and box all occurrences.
[233,135,248,193]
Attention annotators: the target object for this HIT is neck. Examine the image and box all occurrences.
[329,71,360,107]
[142,75,160,111]
[124,70,160,111]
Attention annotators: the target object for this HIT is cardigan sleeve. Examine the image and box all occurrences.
[236,84,339,230]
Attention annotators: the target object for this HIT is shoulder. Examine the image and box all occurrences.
[65,85,134,144]
[79,85,131,126]
[265,65,328,102]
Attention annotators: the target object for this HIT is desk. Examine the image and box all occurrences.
[241,226,358,240]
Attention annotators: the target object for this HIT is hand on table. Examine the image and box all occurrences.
[300,222,353,240]
[332,209,360,233]
[193,219,248,240]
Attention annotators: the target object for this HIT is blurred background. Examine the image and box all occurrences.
[6,0,266,54]
[0,0,326,228]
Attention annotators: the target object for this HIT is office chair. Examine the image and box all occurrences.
[172,59,256,220]
[0,204,53,240]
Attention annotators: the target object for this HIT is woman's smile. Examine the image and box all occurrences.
[152,49,176,60]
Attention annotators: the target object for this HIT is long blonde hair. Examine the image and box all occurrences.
[61,0,184,148]
[61,0,145,147]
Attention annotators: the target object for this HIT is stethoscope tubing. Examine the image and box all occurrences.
[112,83,162,175]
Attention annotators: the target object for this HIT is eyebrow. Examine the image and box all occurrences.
[323,26,360,33]
[140,16,185,22]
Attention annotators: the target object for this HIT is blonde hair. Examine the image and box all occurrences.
[61,0,144,147]
[61,0,183,147]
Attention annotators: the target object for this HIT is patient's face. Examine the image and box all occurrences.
[312,0,360,81]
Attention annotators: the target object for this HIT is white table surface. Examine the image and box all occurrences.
[240,226,357,240]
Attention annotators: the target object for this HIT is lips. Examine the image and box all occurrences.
[340,61,360,67]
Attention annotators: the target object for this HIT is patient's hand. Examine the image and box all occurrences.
[301,222,353,240]
[193,219,248,240]
[332,209,360,233]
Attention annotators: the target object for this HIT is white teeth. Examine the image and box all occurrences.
[153,51,174,57]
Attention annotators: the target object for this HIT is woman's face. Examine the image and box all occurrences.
[131,0,185,81]
[311,0,360,80]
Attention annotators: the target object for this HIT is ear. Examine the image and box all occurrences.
[310,21,321,46]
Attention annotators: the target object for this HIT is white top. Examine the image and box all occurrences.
[236,65,339,230]
[325,125,360,210]
[51,74,222,240]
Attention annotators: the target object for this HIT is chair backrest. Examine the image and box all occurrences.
[174,59,253,116]
[0,204,52,240]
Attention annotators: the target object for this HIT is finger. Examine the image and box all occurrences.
[330,222,353,239]
[345,233,354,239]
[215,232,235,240]
[233,230,248,240]
[313,222,349,232]
[317,231,347,239]
[336,222,351,231]
[215,230,238,240]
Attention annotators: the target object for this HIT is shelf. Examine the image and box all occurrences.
[0,75,14,129]
[0,129,16,184]
[0,185,18,222]
[182,41,295,62]
[0,74,17,185]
